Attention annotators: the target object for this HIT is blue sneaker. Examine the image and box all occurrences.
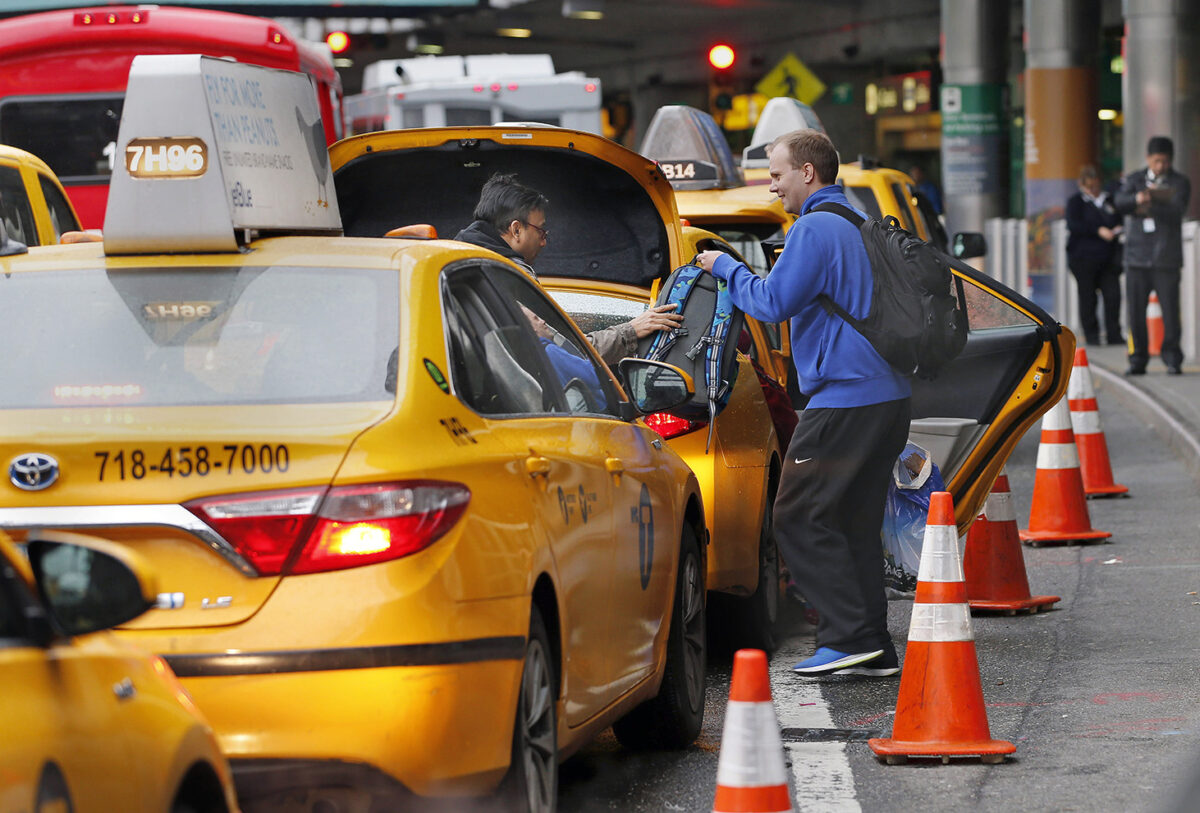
[793,647,884,675]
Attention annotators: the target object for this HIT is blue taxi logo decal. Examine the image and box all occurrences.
[633,483,654,589]
[125,137,208,179]
[9,453,59,491]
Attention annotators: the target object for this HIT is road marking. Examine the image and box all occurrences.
[771,638,862,811]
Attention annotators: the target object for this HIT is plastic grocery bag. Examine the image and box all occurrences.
[881,441,945,598]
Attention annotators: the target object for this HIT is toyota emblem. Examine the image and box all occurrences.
[9,453,60,491]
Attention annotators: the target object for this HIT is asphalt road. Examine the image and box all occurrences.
[558,373,1200,812]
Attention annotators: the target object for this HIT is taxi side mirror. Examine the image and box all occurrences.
[26,532,157,638]
[953,231,987,260]
[617,358,695,415]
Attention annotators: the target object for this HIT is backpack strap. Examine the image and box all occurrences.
[643,263,701,361]
[808,201,868,330]
[702,278,736,452]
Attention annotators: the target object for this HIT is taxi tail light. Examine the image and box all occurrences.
[185,487,324,576]
[644,411,706,440]
[186,482,470,576]
[290,481,470,575]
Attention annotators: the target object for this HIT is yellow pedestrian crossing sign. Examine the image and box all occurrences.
[756,53,826,105]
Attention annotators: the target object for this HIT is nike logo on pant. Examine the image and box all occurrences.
[794,457,813,465]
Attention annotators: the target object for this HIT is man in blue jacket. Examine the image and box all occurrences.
[697,130,911,676]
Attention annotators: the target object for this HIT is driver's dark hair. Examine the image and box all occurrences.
[473,173,549,233]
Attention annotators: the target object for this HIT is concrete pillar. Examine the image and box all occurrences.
[1024,0,1099,314]
[940,0,1009,240]
[1122,0,1200,219]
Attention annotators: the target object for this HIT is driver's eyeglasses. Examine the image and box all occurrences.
[523,221,549,240]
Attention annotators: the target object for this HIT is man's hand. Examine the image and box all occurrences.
[1098,226,1115,241]
[629,303,683,338]
[696,250,725,276]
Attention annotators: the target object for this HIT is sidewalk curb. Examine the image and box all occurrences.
[1090,363,1200,485]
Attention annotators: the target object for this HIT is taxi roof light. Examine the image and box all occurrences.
[639,105,743,191]
[103,55,342,255]
[741,97,827,168]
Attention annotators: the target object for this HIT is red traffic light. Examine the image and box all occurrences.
[326,31,351,54]
[708,43,735,71]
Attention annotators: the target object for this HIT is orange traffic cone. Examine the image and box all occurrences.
[869,492,1015,764]
[1068,348,1128,498]
[1019,397,1112,546]
[1147,292,1164,357]
[713,649,791,812]
[964,471,1060,614]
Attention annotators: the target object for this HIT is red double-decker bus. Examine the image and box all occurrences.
[0,5,343,228]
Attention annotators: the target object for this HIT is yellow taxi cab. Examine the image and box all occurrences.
[0,144,82,246]
[0,55,708,812]
[332,116,785,652]
[649,102,1074,533]
[0,528,238,813]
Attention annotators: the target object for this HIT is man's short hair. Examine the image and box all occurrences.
[770,130,839,184]
[1078,164,1100,184]
[473,172,549,233]
[1147,135,1174,159]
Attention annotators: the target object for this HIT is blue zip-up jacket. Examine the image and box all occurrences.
[711,184,911,409]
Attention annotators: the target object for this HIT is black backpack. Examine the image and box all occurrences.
[811,202,967,379]
[638,260,745,450]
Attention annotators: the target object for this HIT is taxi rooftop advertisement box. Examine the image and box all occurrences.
[104,54,341,254]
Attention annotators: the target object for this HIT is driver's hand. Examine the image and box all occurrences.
[629,303,683,338]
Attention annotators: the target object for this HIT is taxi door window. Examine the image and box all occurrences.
[842,184,882,221]
[37,175,80,239]
[889,183,917,232]
[443,265,617,417]
[0,165,36,245]
[0,558,33,643]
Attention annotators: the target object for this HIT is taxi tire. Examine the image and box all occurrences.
[34,763,73,813]
[612,525,706,750]
[729,505,780,653]
[499,606,558,813]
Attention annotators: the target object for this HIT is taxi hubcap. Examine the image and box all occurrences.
[681,553,705,711]
[521,639,556,812]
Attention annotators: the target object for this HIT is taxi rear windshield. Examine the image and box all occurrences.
[0,266,399,409]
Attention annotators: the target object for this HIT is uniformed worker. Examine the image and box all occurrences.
[456,172,682,365]
[696,130,911,678]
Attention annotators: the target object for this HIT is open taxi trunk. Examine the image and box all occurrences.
[331,126,685,288]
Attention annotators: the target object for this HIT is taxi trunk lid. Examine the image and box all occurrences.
[1,404,391,628]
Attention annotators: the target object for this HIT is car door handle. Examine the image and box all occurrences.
[605,457,625,477]
[112,677,136,701]
[525,456,551,478]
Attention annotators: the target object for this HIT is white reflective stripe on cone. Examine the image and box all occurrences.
[1037,442,1080,470]
[908,602,975,642]
[983,489,1015,523]
[1070,409,1102,435]
[1042,398,1072,431]
[1068,368,1096,400]
[716,701,788,787]
[916,524,964,583]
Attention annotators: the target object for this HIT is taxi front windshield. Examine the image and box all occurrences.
[0,265,399,409]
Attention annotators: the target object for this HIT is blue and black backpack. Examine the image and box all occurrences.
[637,259,745,450]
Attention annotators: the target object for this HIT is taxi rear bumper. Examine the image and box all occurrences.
[174,649,525,797]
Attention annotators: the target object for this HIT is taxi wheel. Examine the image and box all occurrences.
[500,606,558,813]
[34,763,73,813]
[612,525,706,750]
[730,505,780,653]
